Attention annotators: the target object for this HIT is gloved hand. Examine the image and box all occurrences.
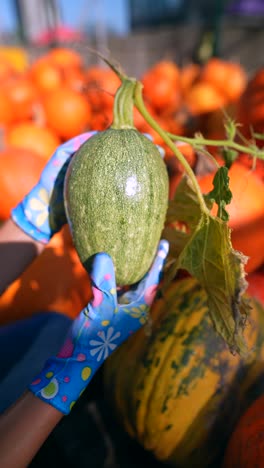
[29,239,169,414]
[11,132,97,244]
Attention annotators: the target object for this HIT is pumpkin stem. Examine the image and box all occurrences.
[111,79,136,129]
[134,81,209,213]
[87,48,128,82]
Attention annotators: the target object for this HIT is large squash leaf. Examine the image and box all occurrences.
[163,174,251,356]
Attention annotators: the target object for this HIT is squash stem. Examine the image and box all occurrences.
[134,81,209,213]
[111,79,136,129]
[166,133,264,160]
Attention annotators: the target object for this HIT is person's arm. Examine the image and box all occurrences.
[0,241,169,467]
[0,219,44,295]
[0,391,62,468]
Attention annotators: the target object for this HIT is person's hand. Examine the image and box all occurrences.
[29,239,169,414]
[11,132,96,244]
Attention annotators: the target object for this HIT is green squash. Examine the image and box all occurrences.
[64,80,169,285]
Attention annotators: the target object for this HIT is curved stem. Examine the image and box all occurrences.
[134,82,208,213]
[167,133,264,160]
[86,48,128,82]
[111,79,136,129]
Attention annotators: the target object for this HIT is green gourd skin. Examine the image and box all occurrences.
[64,128,169,286]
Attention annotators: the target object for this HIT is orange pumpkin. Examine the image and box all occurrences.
[0,90,14,127]
[151,60,180,84]
[30,57,62,94]
[141,60,181,114]
[247,268,264,306]
[85,67,121,111]
[201,58,247,103]
[198,162,264,273]
[85,65,107,84]
[223,393,264,467]
[90,108,113,131]
[4,76,38,122]
[64,67,86,92]
[238,68,264,144]
[47,47,84,73]
[0,147,45,220]
[5,122,61,161]
[0,226,92,325]
[180,62,201,96]
[0,56,17,84]
[238,152,264,182]
[185,81,227,115]
[42,87,91,140]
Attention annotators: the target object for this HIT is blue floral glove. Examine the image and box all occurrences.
[11,132,97,244]
[29,240,169,414]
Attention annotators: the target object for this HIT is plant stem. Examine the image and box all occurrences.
[111,79,136,129]
[167,133,264,160]
[134,82,208,213]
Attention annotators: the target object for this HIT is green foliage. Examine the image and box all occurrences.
[163,175,250,355]
[203,166,232,221]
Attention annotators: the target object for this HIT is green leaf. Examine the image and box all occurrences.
[221,148,238,169]
[204,166,232,222]
[163,175,251,356]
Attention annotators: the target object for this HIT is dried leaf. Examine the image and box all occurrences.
[163,175,251,355]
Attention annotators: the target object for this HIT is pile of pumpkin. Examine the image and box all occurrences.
[1,46,264,467]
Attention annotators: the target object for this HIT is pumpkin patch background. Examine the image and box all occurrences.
[1,6,264,465]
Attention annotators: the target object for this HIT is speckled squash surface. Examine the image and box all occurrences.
[64,128,169,285]
[103,277,264,468]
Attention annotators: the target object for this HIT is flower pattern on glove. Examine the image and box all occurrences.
[11,131,97,244]
[29,240,169,414]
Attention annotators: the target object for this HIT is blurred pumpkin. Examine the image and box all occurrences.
[30,57,62,93]
[90,108,113,131]
[198,162,264,273]
[133,106,148,130]
[5,122,60,161]
[223,393,264,468]
[180,62,201,96]
[64,67,86,92]
[0,90,14,127]
[85,65,107,83]
[0,46,28,73]
[238,68,264,144]
[4,76,38,122]
[151,60,180,84]
[0,56,17,84]
[141,60,181,114]
[247,268,264,306]
[0,226,92,324]
[47,47,83,73]
[0,147,45,220]
[86,67,121,111]
[201,58,247,103]
[238,151,264,182]
[185,81,227,115]
[42,86,91,140]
